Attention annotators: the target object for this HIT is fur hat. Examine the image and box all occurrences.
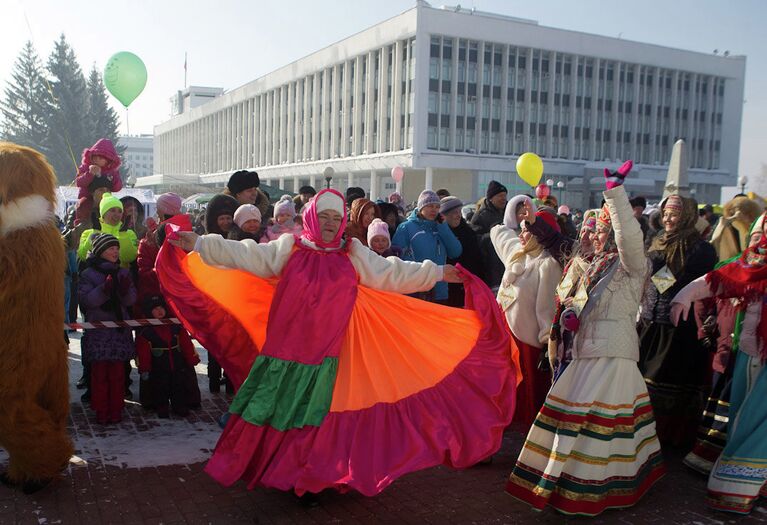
[233,204,262,227]
[486,180,507,200]
[99,192,123,218]
[226,170,260,196]
[439,196,463,215]
[91,233,119,258]
[274,195,296,218]
[346,187,366,205]
[205,194,239,234]
[156,192,182,217]
[367,218,391,247]
[417,190,440,210]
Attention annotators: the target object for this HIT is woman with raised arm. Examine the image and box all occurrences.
[506,161,665,517]
[490,198,563,426]
[160,188,521,498]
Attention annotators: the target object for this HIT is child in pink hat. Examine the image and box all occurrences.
[367,218,401,257]
[260,195,303,243]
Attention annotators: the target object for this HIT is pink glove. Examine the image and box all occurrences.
[604,160,633,190]
[103,274,114,295]
[560,308,580,333]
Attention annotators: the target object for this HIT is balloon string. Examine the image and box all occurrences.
[21,6,80,183]
[126,107,130,135]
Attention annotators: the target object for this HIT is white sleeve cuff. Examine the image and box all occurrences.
[193,235,204,252]
[436,265,444,281]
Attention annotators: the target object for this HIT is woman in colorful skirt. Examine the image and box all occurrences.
[160,188,521,497]
[672,211,767,515]
[684,214,766,474]
[506,161,665,516]
[637,193,717,448]
[491,198,562,426]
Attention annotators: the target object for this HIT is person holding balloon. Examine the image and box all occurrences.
[490,198,562,426]
[506,161,665,516]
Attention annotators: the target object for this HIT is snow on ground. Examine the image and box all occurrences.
[60,333,225,469]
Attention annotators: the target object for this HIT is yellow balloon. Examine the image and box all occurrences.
[516,152,544,187]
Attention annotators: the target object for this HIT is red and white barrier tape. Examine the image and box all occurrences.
[65,318,181,330]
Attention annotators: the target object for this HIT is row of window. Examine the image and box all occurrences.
[157,39,418,175]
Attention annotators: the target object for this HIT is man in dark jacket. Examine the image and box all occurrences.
[470,180,507,290]
[440,197,485,307]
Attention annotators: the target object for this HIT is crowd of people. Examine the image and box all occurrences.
[55,137,767,516]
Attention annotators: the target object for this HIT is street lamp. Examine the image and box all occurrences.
[323,166,335,189]
[556,180,565,202]
[738,175,748,195]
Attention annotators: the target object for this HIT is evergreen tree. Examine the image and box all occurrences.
[86,65,121,149]
[45,34,90,184]
[0,41,53,152]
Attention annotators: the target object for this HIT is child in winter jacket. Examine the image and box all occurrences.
[136,296,201,418]
[367,218,402,258]
[229,204,264,242]
[75,139,122,225]
[260,195,302,243]
[78,233,136,424]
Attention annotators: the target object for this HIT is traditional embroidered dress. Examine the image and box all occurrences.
[506,180,665,516]
[672,215,767,514]
[682,255,742,475]
[157,189,521,496]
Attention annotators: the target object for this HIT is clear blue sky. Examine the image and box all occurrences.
[2,0,765,179]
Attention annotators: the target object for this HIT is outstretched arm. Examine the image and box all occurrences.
[350,239,445,294]
[171,231,294,279]
[670,275,715,325]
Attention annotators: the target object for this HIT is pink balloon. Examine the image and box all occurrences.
[535,183,551,199]
[391,166,404,183]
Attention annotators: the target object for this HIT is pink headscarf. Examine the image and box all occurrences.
[300,188,348,250]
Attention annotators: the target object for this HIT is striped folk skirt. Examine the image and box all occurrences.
[506,356,665,516]
[707,352,767,514]
[683,366,733,475]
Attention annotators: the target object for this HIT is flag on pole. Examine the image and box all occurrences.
[184,52,188,88]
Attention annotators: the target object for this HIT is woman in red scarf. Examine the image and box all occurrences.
[672,212,767,515]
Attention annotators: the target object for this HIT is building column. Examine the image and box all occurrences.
[347,172,355,188]
[425,167,434,190]
[293,177,301,193]
[279,177,286,190]
[370,169,379,201]
[309,173,317,190]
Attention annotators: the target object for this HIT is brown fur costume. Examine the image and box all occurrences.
[0,142,73,488]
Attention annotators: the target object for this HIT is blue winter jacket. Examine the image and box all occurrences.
[392,210,462,300]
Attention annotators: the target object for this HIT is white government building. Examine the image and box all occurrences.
[141,1,746,208]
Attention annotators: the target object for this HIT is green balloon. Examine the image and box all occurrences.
[104,52,147,108]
